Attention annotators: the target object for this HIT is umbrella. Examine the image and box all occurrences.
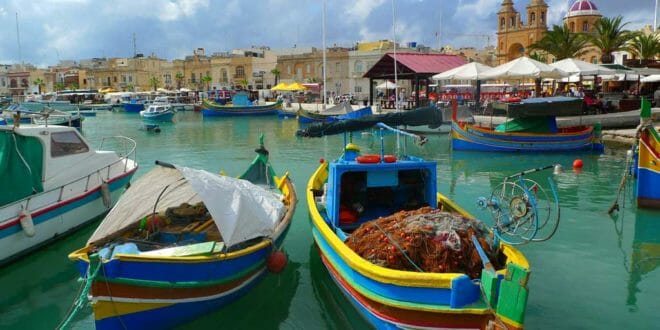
[481,56,567,80]
[286,82,307,91]
[550,58,615,76]
[432,62,493,80]
[432,62,493,105]
[271,82,290,91]
[376,81,399,89]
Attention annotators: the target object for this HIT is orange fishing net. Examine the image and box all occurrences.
[345,207,503,278]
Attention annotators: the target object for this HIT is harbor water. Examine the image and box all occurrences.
[0,111,658,329]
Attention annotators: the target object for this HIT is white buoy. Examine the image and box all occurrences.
[101,180,111,208]
[19,209,35,237]
[553,164,563,175]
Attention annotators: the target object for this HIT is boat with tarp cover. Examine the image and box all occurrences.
[297,102,373,124]
[202,91,282,116]
[0,121,137,265]
[451,97,604,152]
[67,136,297,329]
[305,124,531,329]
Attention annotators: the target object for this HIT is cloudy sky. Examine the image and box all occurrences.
[0,0,655,67]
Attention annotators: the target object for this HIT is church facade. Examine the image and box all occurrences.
[496,0,603,64]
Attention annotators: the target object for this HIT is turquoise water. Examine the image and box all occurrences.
[0,111,658,329]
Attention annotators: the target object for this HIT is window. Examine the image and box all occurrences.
[191,73,197,83]
[221,69,228,83]
[510,17,515,28]
[530,13,536,24]
[50,131,89,157]
[306,64,311,73]
[354,61,364,73]
[164,74,172,84]
[128,76,133,83]
[10,79,17,88]
[582,22,588,32]
[569,22,575,32]
[355,86,362,93]
[21,79,28,87]
[114,76,117,83]
[335,62,340,73]
[235,66,245,78]
[500,18,505,29]
[541,12,545,24]
[1,78,5,87]
[287,65,291,74]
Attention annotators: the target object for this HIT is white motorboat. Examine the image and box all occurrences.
[0,121,138,264]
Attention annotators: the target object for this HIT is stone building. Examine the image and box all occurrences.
[563,0,602,63]
[496,0,549,63]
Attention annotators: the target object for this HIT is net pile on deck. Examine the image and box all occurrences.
[345,207,502,278]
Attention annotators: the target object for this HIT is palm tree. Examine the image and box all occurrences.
[175,72,184,89]
[529,24,589,61]
[201,74,212,91]
[627,33,660,64]
[149,76,161,91]
[32,78,45,94]
[589,16,636,64]
[270,68,280,85]
[53,82,66,92]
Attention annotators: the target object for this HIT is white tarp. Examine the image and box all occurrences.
[87,165,285,249]
[641,74,660,83]
[376,81,399,89]
[481,56,567,80]
[432,62,493,81]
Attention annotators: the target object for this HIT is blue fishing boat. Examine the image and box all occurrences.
[122,98,146,113]
[68,137,297,329]
[635,99,660,209]
[202,91,282,116]
[451,97,604,152]
[305,124,538,329]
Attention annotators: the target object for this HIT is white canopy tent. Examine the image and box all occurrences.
[481,56,567,80]
[376,81,400,89]
[432,62,493,80]
[641,74,660,83]
[550,58,615,76]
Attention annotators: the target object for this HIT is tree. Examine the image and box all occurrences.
[53,82,65,92]
[529,24,589,61]
[270,68,280,85]
[149,76,161,91]
[201,74,212,91]
[589,16,636,64]
[32,78,45,94]
[626,33,660,63]
[175,72,184,89]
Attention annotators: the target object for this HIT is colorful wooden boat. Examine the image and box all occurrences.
[451,98,604,152]
[202,92,282,116]
[68,137,297,329]
[636,99,660,209]
[306,129,530,329]
[0,121,137,265]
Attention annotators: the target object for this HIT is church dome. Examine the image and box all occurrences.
[565,0,600,18]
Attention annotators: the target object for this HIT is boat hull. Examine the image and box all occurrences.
[202,100,282,117]
[122,103,144,113]
[0,167,136,265]
[297,106,373,124]
[70,177,297,329]
[141,111,174,122]
[451,121,604,152]
[636,127,660,208]
[307,162,528,330]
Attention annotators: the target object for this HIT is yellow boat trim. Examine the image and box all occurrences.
[496,312,525,328]
[307,162,529,288]
[93,300,171,320]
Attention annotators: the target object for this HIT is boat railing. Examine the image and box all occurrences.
[1,136,137,215]
[97,136,137,173]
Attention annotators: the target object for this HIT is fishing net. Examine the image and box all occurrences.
[345,207,503,278]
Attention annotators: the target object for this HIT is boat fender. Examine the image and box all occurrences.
[101,180,112,208]
[267,250,288,273]
[356,154,380,163]
[339,205,359,224]
[19,209,35,237]
[383,155,397,163]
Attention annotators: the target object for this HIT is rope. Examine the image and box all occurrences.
[372,221,423,272]
[56,261,103,329]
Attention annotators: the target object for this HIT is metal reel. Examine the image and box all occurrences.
[488,178,555,245]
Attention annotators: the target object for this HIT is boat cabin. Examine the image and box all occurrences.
[325,148,437,231]
[0,125,122,205]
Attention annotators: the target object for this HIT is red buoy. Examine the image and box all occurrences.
[573,159,584,169]
[319,158,325,163]
[266,250,288,273]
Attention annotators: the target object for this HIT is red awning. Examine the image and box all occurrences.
[363,53,467,80]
